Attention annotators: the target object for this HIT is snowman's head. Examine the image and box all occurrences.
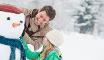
[0,4,25,39]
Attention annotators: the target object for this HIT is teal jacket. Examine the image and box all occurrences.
[20,36,62,60]
[45,50,61,60]
[37,48,61,60]
[20,36,39,60]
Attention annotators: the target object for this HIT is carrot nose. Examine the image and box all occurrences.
[12,22,20,28]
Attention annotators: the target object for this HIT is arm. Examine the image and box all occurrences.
[23,32,43,51]
[23,32,32,44]
[19,7,32,16]
[20,36,39,59]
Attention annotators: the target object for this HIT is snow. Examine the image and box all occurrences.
[0,0,104,60]
[59,31,104,60]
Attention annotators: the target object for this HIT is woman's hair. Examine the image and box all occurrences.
[31,9,38,18]
[40,5,56,20]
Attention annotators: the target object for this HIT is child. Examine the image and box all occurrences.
[38,30,64,60]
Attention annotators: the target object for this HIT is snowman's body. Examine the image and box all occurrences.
[0,5,26,60]
[0,36,25,60]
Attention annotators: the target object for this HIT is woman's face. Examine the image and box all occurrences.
[34,11,50,26]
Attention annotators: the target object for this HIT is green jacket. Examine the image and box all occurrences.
[38,49,61,60]
[45,50,61,60]
[20,36,39,60]
[20,36,61,60]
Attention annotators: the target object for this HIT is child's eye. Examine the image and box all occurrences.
[7,17,10,20]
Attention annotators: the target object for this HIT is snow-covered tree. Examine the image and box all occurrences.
[93,1,104,37]
[73,0,100,34]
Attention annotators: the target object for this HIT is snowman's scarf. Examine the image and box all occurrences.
[0,36,26,60]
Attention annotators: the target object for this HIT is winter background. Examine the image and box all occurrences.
[0,0,104,60]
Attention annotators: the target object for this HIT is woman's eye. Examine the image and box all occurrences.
[7,17,10,20]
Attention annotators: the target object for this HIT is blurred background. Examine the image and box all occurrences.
[0,0,104,38]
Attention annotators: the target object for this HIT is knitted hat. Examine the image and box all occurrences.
[0,4,22,14]
[46,30,64,47]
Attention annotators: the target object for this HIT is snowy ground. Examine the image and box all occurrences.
[59,31,104,60]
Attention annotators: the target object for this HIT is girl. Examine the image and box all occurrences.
[38,30,64,60]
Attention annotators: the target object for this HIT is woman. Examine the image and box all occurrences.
[22,6,56,51]
[38,30,64,60]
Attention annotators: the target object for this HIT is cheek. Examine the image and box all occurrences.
[39,18,43,21]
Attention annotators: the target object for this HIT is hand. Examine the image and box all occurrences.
[35,45,43,53]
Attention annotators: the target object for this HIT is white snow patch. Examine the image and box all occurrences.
[59,32,104,60]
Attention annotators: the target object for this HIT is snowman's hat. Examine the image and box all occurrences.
[0,4,22,14]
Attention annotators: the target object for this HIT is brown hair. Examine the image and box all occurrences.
[40,6,56,20]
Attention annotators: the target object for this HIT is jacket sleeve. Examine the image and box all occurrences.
[22,8,33,16]
[23,32,32,44]
[23,32,43,50]
[20,36,39,59]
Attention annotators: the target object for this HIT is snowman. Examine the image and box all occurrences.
[0,4,26,60]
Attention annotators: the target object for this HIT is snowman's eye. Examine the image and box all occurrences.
[7,17,10,20]
[20,21,23,23]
